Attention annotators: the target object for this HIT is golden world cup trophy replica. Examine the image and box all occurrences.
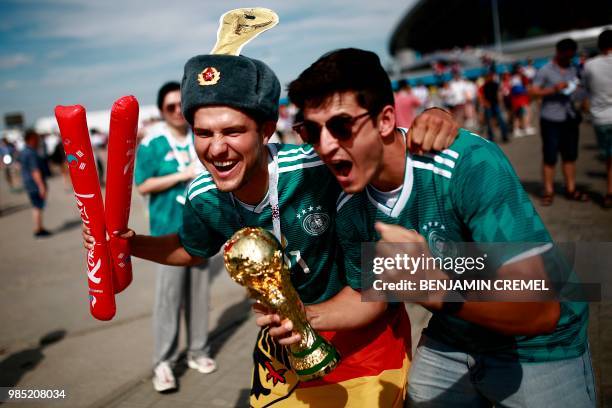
[224,227,340,381]
[211,7,279,56]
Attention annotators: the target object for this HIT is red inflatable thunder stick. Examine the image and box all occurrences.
[105,96,139,294]
[55,105,116,321]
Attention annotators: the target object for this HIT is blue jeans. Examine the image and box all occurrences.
[484,105,509,142]
[408,335,596,407]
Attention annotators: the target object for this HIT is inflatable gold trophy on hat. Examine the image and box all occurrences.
[211,7,279,55]
[224,227,340,381]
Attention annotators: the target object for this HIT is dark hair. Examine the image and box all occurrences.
[157,81,180,111]
[24,129,39,143]
[556,38,577,53]
[598,29,612,51]
[288,48,394,116]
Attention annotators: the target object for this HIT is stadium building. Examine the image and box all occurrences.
[389,0,612,81]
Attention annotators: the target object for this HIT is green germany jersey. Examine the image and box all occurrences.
[135,125,195,236]
[179,144,344,304]
[336,128,588,362]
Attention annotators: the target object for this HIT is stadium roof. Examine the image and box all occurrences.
[389,0,612,56]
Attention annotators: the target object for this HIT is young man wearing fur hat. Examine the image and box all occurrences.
[83,50,458,406]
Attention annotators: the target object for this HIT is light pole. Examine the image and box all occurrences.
[492,0,503,54]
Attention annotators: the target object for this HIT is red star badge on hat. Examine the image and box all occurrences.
[198,67,220,86]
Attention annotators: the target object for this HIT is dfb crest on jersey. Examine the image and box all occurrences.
[422,221,457,259]
[295,205,330,236]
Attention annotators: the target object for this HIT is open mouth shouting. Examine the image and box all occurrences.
[329,159,353,185]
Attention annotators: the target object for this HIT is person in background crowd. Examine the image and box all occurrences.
[475,75,486,129]
[481,55,497,76]
[577,50,590,80]
[510,63,535,137]
[137,118,162,145]
[274,104,293,143]
[394,79,422,128]
[428,82,444,110]
[46,132,70,189]
[439,81,454,112]
[33,133,52,183]
[90,128,107,187]
[0,137,18,191]
[285,108,304,145]
[413,80,431,111]
[531,38,589,206]
[19,130,51,237]
[432,60,447,85]
[584,29,612,208]
[522,57,537,84]
[481,70,509,143]
[135,81,215,393]
[501,71,514,135]
[463,76,479,129]
[448,70,468,127]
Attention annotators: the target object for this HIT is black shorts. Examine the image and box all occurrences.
[27,190,45,209]
[540,118,579,165]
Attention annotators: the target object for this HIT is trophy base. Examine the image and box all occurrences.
[289,335,340,382]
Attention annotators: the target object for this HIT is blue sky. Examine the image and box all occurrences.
[0,0,415,130]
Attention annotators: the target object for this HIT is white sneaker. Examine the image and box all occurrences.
[187,356,217,374]
[526,127,536,135]
[152,361,177,392]
[513,128,526,138]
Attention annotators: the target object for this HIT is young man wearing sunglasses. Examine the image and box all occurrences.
[84,52,458,406]
[134,81,214,392]
[276,48,593,406]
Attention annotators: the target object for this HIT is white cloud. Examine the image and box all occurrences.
[24,1,220,49]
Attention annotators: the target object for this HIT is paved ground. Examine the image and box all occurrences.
[0,121,611,407]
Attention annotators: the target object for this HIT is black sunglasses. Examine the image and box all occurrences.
[292,111,371,145]
[164,103,181,113]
